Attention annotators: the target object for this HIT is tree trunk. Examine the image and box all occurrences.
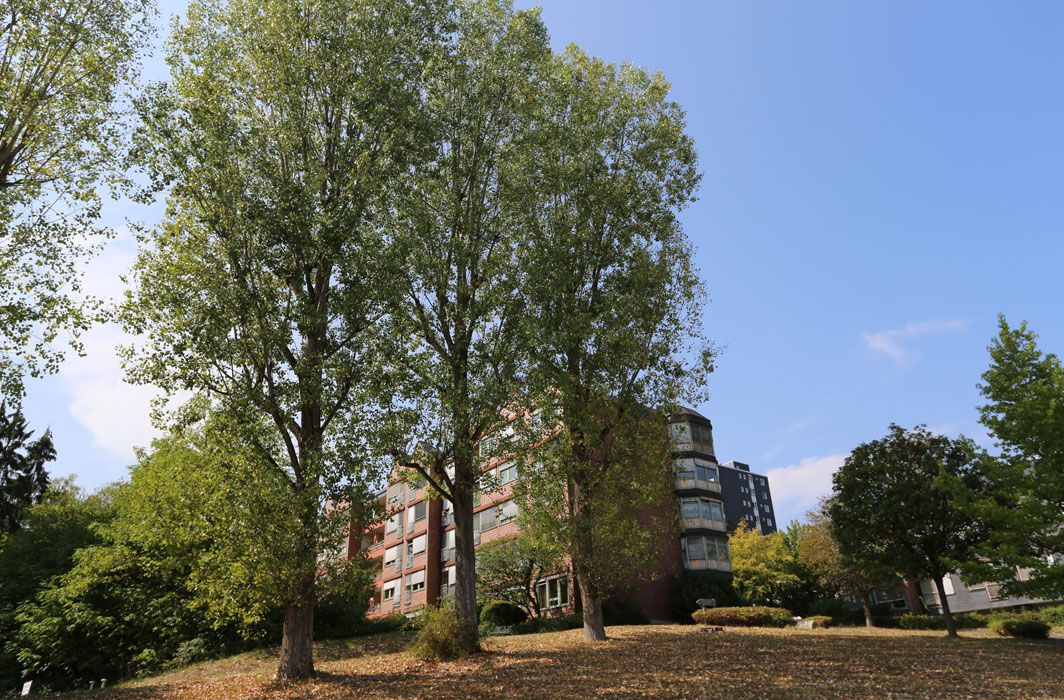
[933,575,957,637]
[859,591,875,628]
[452,473,480,644]
[276,598,315,679]
[574,564,606,641]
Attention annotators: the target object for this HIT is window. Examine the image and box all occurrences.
[385,513,400,533]
[682,535,730,569]
[441,567,453,586]
[387,483,404,504]
[442,529,455,549]
[691,422,713,450]
[474,507,497,533]
[498,461,517,485]
[411,534,427,555]
[536,576,570,609]
[383,545,399,567]
[405,570,425,594]
[382,579,399,601]
[498,499,519,524]
[679,497,724,523]
[478,435,498,457]
[674,458,718,484]
[412,500,427,522]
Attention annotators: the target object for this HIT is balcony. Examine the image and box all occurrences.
[685,559,732,572]
[439,583,455,598]
[441,512,454,527]
[674,476,722,493]
[441,547,455,563]
[681,516,727,532]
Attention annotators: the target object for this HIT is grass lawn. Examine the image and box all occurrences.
[78,624,1063,699]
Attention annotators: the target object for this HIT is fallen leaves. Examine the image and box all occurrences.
[82,625,1064,699]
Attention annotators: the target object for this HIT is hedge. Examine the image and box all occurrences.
[988,612,1050,639]
[892,613,987,630]
[803,615,833,628]
[1038,605,1064,627]
[481,600,528,627]
[692,606,793,628]
[511,613,583,636]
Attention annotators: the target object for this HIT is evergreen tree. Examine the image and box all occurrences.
[0,402,54,534]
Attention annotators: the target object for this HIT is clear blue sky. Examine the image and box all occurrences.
[23,1,1064,526]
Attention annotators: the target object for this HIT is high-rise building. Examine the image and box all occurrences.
[349,408,776,622]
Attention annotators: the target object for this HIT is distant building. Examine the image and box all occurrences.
[350,407,775,622]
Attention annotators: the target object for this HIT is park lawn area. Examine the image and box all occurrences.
[80,624,1062,699]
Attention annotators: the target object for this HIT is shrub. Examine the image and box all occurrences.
[988,612,1050,639]
[408,603,480,661]
[355,613,410,636]
[803,615,833,628]
[165,638,214,670]
[1038,605,1064,627]
[511,613,583,636]
[892,613,987,630]
[692,606,793,628]
[481,600,528,627]
[809,598,864,625]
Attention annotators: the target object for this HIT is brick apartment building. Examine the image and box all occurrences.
[349,407,776,622]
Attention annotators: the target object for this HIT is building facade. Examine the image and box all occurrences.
[351,407,775,622]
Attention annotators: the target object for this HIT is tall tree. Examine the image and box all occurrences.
[958,317,1064,599]
[0,401,54,534]
[514,46,707,641]
[0,0,152,401]
[828,425,984,637]
[122,0,442,679]
[377,0,548,645]
[799,501,893,627]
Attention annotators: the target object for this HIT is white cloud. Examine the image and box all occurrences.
[862,319,968,363]
[766,453,847,524]
[59,233,162,460]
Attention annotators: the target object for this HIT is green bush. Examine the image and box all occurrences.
[408,603,480,661]
[511,613,583,635]
[355,613,410,636]
[891,613,987,630]
[988,612,1050,639]
[803,615,833,628]
[692,606,793,628]
[809,598,865,624]
[1038,605,1064,627]
[481,600,528,627]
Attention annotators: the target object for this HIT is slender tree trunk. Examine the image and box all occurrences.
[276,596,315,680]
[933,575,957,637]
[574,563,606,641]
[452,467,480,644]
[858,591,875,628]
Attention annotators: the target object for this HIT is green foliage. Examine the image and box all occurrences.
[828,425,985,634]
[803,615,833,628]
[808,598,863,625]
[314,557,377,639]
[988,612,1050,639]
[0,0,153,401]
[0,479,111,690]
[480,600,528,627]
[729,525,803,607]
[408,603,480,661]
[957,317,1064,599]
[510,613,583,636]
[511,38,707,642]
[0,401,55,533]
[475,536,560,616]
[354,614,410,637]
[893,613,987,631]
[692,606,793,628]
[1037,605,1064,627]
[669,573,739,622]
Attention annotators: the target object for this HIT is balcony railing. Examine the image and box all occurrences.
[441,547,455,563]
[441,512,454,527]
[674,476,722,493]
[681,516,727,532]
[685,559,732,572]
[439,583,455,598]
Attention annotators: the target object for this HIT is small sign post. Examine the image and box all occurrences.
[695,597,717,613]
[20,680,32,696]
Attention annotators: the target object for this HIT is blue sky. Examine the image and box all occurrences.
[22,1,1064,526]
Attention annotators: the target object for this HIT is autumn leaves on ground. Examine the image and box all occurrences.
[84,625,1064,700]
